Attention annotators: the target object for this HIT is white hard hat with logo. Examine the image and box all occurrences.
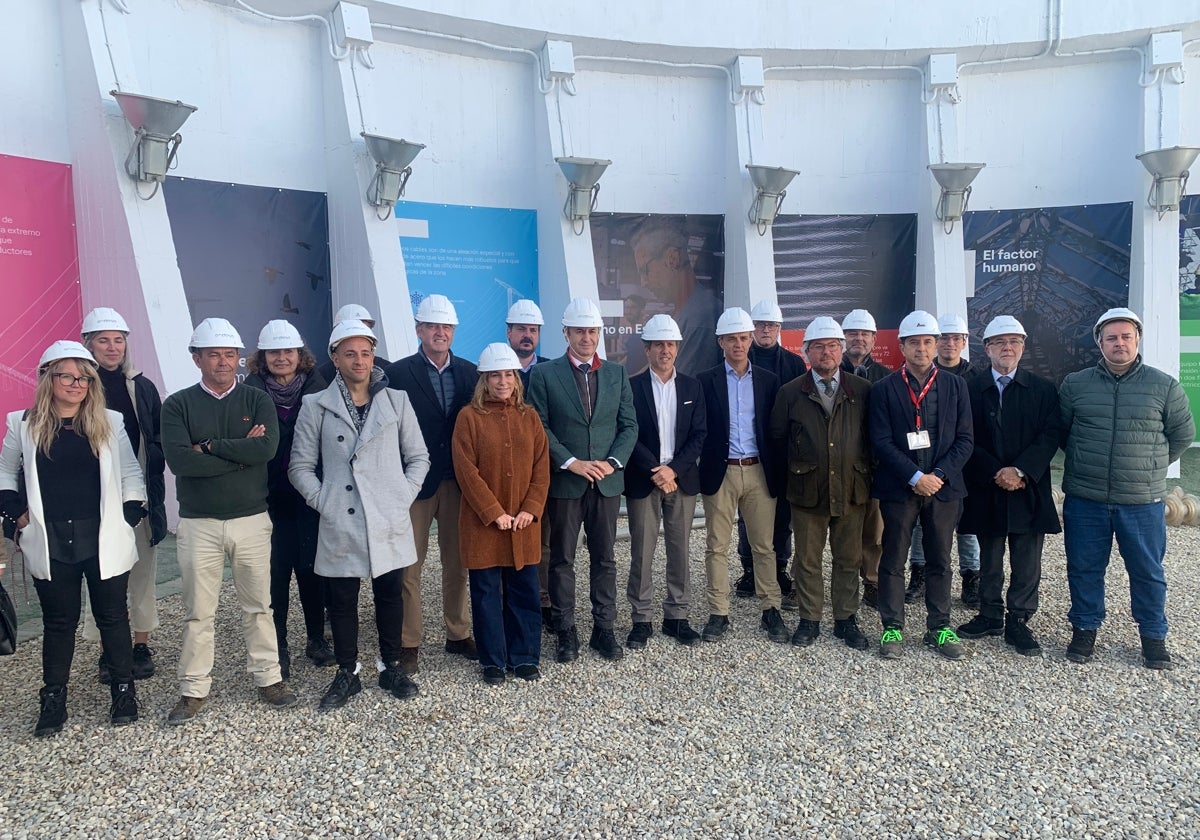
[257,320,304,350]
[897,310,940,339]
[841,309,878,332]
[561,298,604,328]
[189,318,245,350]
[506,299,545,326]
[1093,307,1143,343]
[414,294,459,325]
[750,300,784,323]
[803,316,845,343]
[477,342,522,372]
[641,314,683,341]
[39,340,97,371]
[334,304,374,325]
[328,320,378,354]
[81,307,130,335]
[982,315,1027,341]
[715,307,755,336]
[937,313,969,335]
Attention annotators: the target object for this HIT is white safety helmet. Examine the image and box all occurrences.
[750,300,784,323]
[334,304,374,325]
[39,340,97,371]
[329,320,377,354]
[897,310,940,339]
[506,299,545,326]
[982,315,1028,342]
[561,298,604,328]
[841,309,878,332]
[414,294,459,325]
[715,307,755,336]
[477,342,522,372]
[1093,307,1143,343]
[937,313,969,336]
[81,307,130,336]
[257,320,304,351]
[641,314,683,342]
[189,317,244,351]
[803,316,845,343]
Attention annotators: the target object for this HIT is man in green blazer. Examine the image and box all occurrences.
[527,298,638,664]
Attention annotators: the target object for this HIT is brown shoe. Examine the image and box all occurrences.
[167,695,207,726]
[399,647,419,675]
[258,681,298,708]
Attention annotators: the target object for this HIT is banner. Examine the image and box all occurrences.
[589,213,725,377]
[163,177,331,376]
[772,214,917,368]
[0,155,80,417]
[1178,195,1200,439]
[395,202,538,365]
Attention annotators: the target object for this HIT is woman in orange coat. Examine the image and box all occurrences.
[453,343,550,685]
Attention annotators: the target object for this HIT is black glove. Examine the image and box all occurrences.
[123,501,147,529]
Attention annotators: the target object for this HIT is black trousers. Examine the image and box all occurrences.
[323,568,405,670]
[547,488,620,631]
[268,507,326,643]
[736,495,793,572]
[34,557,132,686]
[878,496,960,631]
[977,532,1045,621]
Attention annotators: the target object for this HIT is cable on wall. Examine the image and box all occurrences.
[232,0,350,61]
[371,22,555,94]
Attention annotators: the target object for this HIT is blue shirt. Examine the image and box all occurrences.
[725,361,759,458]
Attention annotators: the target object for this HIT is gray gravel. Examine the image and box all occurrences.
[0,524,1197,839]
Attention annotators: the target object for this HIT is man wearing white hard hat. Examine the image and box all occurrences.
[696,307,790,644]
[870,310,973,661]
[161,318,294,724]
[769,316,872,651]
[384,294,478,674]
[527,298,637,663]
[956,315,1062,657]
[624,314,707,650]
[1058,307,1194,669]
[316,304,390,385]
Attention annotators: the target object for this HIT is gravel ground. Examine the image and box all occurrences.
[0,524,1196,839]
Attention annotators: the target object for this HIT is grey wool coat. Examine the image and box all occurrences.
[288,381,430,579]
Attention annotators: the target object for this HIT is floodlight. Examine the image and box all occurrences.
[362,132,425,220]
[1137,146,1200,218]
[111,90,197,199]
[556,157,611,234]
[929,163,986,232]
[746,165,799,235]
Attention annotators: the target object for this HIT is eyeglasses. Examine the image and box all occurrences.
[51,373,94,387]
[987,338,1025,348]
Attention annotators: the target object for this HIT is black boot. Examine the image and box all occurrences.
[110,681,139,726]
[1140,636,1173,670]
[35,685,67,738]
[1066,627,1096,664]
[960,570,980,609]
[903,565,925,604]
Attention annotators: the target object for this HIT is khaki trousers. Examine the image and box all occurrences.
[702,464,781,614]
[860,499,883,585]
[791,504,865,621]
[176,512,281,697]
[403,479,471,647]
[83,518,158,640]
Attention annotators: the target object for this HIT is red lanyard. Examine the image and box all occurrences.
[901,363,938,430]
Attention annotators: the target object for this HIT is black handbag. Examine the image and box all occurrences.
[0,576,16,655]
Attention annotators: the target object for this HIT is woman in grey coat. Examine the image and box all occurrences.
[289,321,430,710]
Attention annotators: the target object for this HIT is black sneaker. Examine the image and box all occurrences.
[482,666,506,686]
[131,644,155,680]
[862,582,878,610]
[960,570,980,609]
[319,667,362,710]
[879,627,904,660]
[109,682,138,727]
[834,616,869,651]
[1066,627,1096,664]
[701,615,729,642]
[923,627,966,660]
[790,618,820,647]
[556,626,580,663]
[1140,636,1173,670]
[626,622,652,650]
[305,637,337,667]
[96,652,112,685]
[445,637,479,660]
[514,663,541,681]
[35,685,67,738]
[904,566,925,604]
[734,572,756,599]
[661,618,701,646]
[1003,616,1042,657]
[761,608,790,644]
[957,614,1004,639]
[589,627,625,661]
[379,663,420,699]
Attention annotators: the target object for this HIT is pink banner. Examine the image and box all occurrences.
[0,155,80,417]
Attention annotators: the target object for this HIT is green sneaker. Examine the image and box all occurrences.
[879,627,904,659]
[924,627,965,660]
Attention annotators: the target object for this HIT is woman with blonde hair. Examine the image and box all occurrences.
[0,341,146,736]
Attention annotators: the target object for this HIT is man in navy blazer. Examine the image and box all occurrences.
[870,310,973,661]
[624,315,707,650]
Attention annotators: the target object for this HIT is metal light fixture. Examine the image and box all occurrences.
[111,90,198,200]
[746,165,798,235]
[1137,146,1200,219]
[556,156,611,234]
[362,132,425,220]
[929,163,986,233]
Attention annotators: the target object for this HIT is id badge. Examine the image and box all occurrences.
[907,430,931,450]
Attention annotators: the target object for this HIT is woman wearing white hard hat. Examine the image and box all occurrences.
[452,343,549,685]
[244,320,334,679]
[78,307,167,685]
[0,340,147,736]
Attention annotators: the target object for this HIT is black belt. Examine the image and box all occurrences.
[727,457,760,466]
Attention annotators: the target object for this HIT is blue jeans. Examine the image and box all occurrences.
[1063,496,1168,639]
[469,565,542,670]
[909,522,979,572]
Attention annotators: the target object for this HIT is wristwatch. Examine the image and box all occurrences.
[1013,467,1026,479]
[199,439,213,455]
[606,457,623,471]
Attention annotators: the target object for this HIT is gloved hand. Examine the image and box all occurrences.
[123,501,147,529]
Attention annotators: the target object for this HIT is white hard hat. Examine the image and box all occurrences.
[334,304,374,325]
[841,309,878,332]
[81,307,129,335]
[257,320,304,351]
[561,298,604,328]
[897,310,940,339]
[982,315,1027,341]
[1093,307,1143,343]
[189,317,245,350]
[477,342,522,372]
[937,313,969,335]
[715,307,755,336]
[803,316,845,343]
[641,314,683,342]
[750,300,784,323]
[39,340,96,371]
[329,320,378,354]
[506,299,545,326]
[414,294,459,325]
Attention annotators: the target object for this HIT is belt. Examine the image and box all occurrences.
[726,457,760,466]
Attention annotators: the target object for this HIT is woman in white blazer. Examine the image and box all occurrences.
[0,341,147,737]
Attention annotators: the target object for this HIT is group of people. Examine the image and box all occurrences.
[0,290,1191,737]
